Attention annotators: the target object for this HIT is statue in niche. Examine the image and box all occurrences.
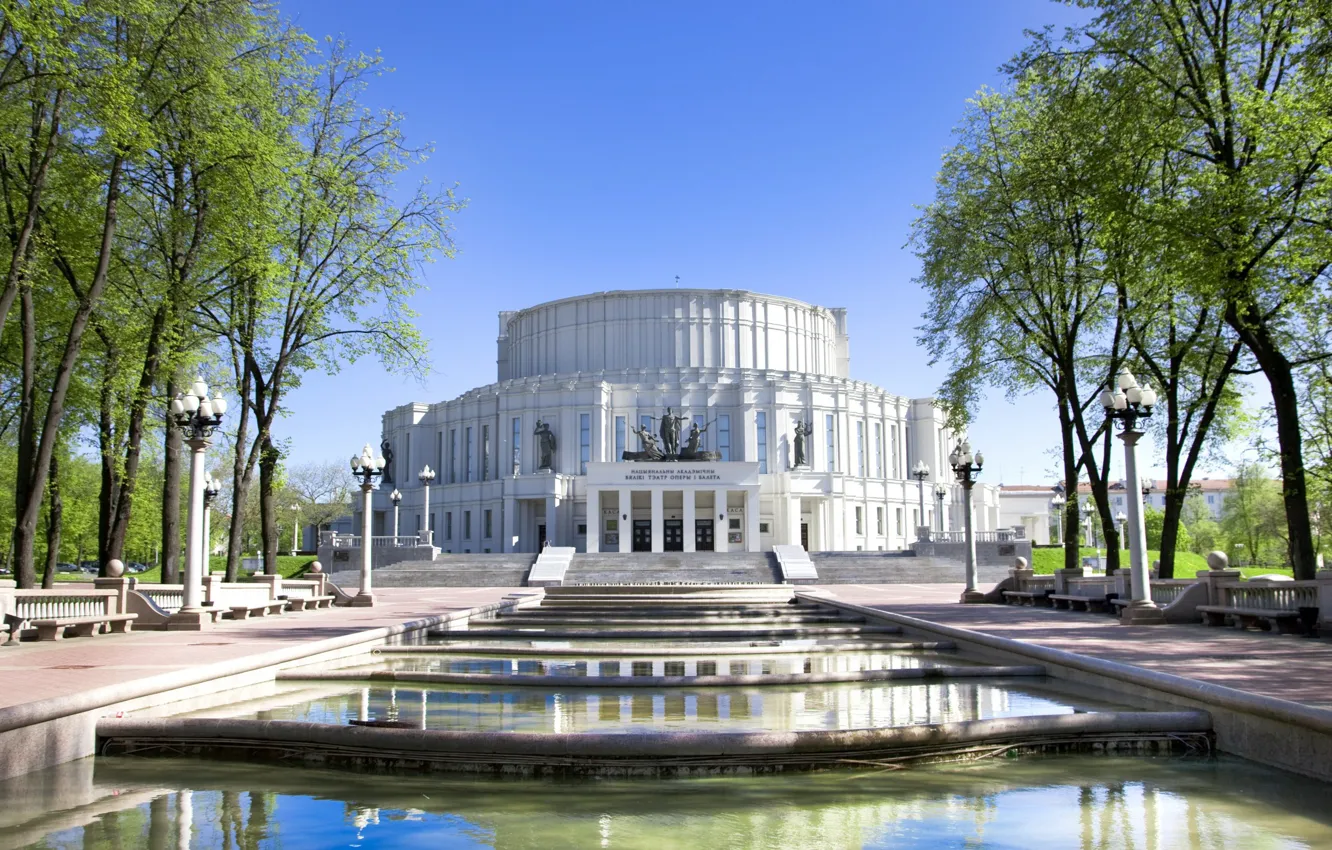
[792,421,812,468]
[380,438,395,483]
[533,420,556,470]
[659,408,686,456]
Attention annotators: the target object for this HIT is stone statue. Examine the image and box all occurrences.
[534,420,556,470]
[380,438,395,483]
[630,425,664,460]
[792,421,812,468]
[684,420,709,456]
[659,408,685,456]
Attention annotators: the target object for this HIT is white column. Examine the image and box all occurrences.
[545,494,558,547]
[714,488,729,553]
[683,489,696,553]
[651,489,664,553]
[422,482,432,545]
[786,496,802,546]
[354,482,375,605]
[587,487,600,553]
[745,488,761,552]
[203,502,212,571]
[618,488,632,553]
[181,438,208,613]
[503,495,517,553]
[1120,429,1164,624]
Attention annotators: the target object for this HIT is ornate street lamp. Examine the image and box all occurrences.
[1050,491,1066,546]
[1101,366,1165,625]
[934,482,949,532]
[911,460,930,540]
[290,503,301,555]
[167,378,227,628]
[203,476,221,572]
[389,489,402,543]
[948,440,984,603]
[349,444,385,606]
[419,464,436,546]
[1081,499,1095,549]
[1116,510,1128,549]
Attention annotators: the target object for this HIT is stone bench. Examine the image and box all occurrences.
[1048,593,1112,613]
[226,601,287,620]
[1001,591,1052,607]
[1197,605,1306,635]
[286,595,335,611]
[32,613,138,641]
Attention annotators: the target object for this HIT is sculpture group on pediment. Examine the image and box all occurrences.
[622,410,721,462]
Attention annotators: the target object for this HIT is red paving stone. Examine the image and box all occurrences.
[0,587,515,711]
[816,583,1332,710]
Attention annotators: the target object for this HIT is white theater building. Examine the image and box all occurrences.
[371,289,999,555]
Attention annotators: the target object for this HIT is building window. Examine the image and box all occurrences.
[825,414,835,472]
[449,429,458,484]
[692,414,706,450]
[718,414,731,461]
[759,521,770,534]
[512,417,522,475]
[905,425,911,469]
[875,423,883,478]
[577,523,587,535]
[580,413,591,474]
[896,507,903,536]
[404,432,411,481]
[465,426,474,482]
[891,425,900,478]
[756,411,768,473]
[855,506,863,534]
[464,510,472,539]
[615,415,626,462]
[484,509,493,538]
[436,431,443,478]
[481,425,491,481]
[877,507,884,535]
[445,512,453,540]
[857,421,865,477]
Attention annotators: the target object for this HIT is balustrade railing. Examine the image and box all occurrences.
[4,590,117,633]
[326,533,421,549]
[135,585,184,613]
[1220,580,1318,612]
[1149,579,1197,606]
[1066,577,1115,597]
[928,528,1024,544]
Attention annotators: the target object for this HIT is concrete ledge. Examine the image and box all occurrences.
[274,664,1046,688]
[383,640,958,657]
[96,711,1211,776]
[434,625,903,640]
[800,591,1332,781]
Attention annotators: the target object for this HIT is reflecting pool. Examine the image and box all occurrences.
[5,755,1330,849]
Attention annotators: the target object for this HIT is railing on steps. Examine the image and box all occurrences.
[133,583,185,613]
[1149,579,1197,606]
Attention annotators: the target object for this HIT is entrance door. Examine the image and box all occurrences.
[538,524,547,550]
[632,520,652,552]
[663,520,684,552]
[695,520,714,551]
[801,522,810,550]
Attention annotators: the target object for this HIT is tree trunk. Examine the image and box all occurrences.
[161,377,183,583]
[97,353,121,572]
[14,280,36,588]
[1059,397,1080,571]
[42,450,60,589]
[259,436,279,575]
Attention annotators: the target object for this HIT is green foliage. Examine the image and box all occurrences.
[1219,463,1289,565]
[1029,547,1210,576]
[1143,506,1191,554]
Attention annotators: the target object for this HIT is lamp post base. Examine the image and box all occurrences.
[167,608,213,630]
[350,593,376,607]
[959,589,987,604]
[1120,600,1166,625]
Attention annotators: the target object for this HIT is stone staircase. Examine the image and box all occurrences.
[808,551,1011,585]
[564,552,783,585]
[362,553,538,587]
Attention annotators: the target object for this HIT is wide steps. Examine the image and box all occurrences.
[491,614,854,627]
[443,624,903,639]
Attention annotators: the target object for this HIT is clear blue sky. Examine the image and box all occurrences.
[269,0,1232,486]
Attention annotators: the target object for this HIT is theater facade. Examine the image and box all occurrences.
[371,289,999,554]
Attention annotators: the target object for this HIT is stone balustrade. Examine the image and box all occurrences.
[0,586,121,635]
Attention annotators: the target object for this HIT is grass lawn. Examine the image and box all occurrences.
[1029,546,1292,578]
[46,554,317,584]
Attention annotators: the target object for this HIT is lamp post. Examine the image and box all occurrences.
[290,504,300,555]
[912,460,930,540]
[948,440,984,603]
[1101,366,1165,625]
[390,489,402,543]
[1050,493,1066,546]
[419,464,436,545]
[203,476,221,573]
[349,444,385,607]
[934,482,948,533]
[168,377,227,629]
[1117,510,1128,550]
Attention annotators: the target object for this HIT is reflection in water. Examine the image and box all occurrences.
[4,756,1330,849]
[172,679,1120,734]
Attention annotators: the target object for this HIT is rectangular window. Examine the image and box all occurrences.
[855,506,863,534]
[445,512,453,540]
[580,413,591,474]
[875,423,883,478]
[481,425,490,481]
[756,412,768,473]
[857,421,865,477]
[449,429,458,484]
[825,414,835,472]
[436,431,443,478]
[718,414,731,461]
[890,425,899,478]
[484,509,493,538]
[464,510,472,539]
[692,414,706,450]
[896,508,903,536]
[615,415,626,462]
[905,425,911,470]
[465,426,474,482]
[877,506,884,535]
[404,433,411,482]
[512,417,522,475]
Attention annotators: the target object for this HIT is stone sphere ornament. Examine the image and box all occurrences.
[105,559,125,578]
[309,561,323,574]
[1206,551,1229,570]
[1014,556,1028,569]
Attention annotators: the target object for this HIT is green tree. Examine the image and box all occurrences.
[1221,463,1288,565]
